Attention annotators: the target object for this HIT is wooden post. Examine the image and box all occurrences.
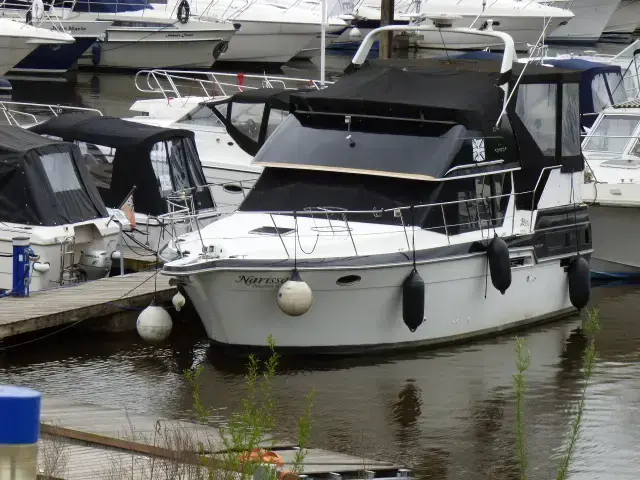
[379,0,394,59]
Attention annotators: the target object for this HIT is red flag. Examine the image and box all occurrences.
[121,192,136,229]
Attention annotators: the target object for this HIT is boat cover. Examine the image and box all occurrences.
[30,113,214,216]
[0,126,107,226]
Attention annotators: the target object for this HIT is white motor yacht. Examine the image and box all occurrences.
[0,18,74,76]
[158,0,347,67]
[159,24,592,353]
[0,125,122,292]
[582,102,640,279]
[540,0,621,44]
[603,0,640,37]
[0,1,112,74]
[67,0,236,70]
[126,69,331,210]
[328,0,574,52]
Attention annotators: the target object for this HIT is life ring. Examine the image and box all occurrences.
[32,0,45,22]
[176,0,190,24]
[238,448,285,467]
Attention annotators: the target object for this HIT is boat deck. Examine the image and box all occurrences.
[0,270,174,340]
[40,396,405,479]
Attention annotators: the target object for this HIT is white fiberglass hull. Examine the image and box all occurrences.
[603,0,640,34]
[544,0,622,43]
[583,182,640,277]
[76,13,235,69]
[177,251,575,352]
[215,20,322,65]
[0,221,120,292]
[0,35,38,76]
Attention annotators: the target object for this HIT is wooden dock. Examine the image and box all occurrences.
[39,397,405,480]
[0,270,175,339]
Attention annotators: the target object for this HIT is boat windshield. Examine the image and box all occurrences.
[583,115,640,153]
[176,104,225,129]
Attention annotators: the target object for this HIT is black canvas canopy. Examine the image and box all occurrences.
[251,57,583,182]
[203,88,306,156]
[0,126,107,226]
[31,113,214,216]
[241,56,585,225]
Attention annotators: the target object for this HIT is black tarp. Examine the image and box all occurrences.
[31,113,214,216]
[0,126,108,226]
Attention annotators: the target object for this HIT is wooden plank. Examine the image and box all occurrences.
[0,271,175,339]
[40,397,402,477]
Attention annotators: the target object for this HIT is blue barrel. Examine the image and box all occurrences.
[11,237,30,298]
[0,385,41,445]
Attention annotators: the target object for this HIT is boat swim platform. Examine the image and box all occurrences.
[0,270,175,340]
[40,396,404,479]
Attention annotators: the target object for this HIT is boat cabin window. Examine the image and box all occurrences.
[562,83,580,157]
[76,141,114,190]
[607,72,628,105]
[176,104,225,128]
[230,102,265,142]
[592,73,628,110]
[40,151,82,193]
[515,84,557,156]
[434,173,512,235]
[583,115,639,153]
[241,167,512,235]
[149,137,205,198]
[265,108,288,139]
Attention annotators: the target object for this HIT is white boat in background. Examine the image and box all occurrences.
[0,18,74,76]
[582,102,640,278]
[602,0,640,36]
[331,0,574,52]
[67,0,236,70]
[159,24,592,353]
[0,1,112,74]
[0,125,121,292]
[157,0,347,67]
[127,69,331,209]
[541,0,621,44]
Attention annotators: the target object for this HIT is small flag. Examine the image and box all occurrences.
[121,192,136,229]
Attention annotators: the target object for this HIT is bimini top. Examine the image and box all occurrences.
[202,87,308,156]
[252,58,583,182]
[453,52,626,128]
[0,126,107,226]
[31,113,214,217]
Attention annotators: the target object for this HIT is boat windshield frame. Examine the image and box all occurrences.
[582,113,640,155]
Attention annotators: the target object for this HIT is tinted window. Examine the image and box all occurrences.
[515,83,557,156]
[230,102,265,142]
[591,74,611,111]
[562,83,580,157]
[40,151,82,193]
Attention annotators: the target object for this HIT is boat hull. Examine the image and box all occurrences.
[77,21,235,69]
[179,250,577,352]
[9,20,109,74]
[586,203,640,278]
[0,36,38,77]
[545,0,622,43]
[603,0,640,34]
